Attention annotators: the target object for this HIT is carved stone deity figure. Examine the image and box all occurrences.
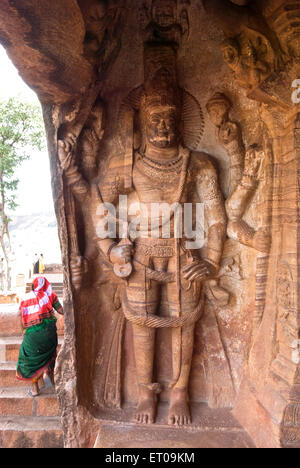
[58,43,226,426]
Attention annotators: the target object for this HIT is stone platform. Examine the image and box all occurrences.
[94,403,255,448]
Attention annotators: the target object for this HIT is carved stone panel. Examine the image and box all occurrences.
[1,0,299,449]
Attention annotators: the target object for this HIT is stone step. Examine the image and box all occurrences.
[0,362,65,388]
[25,282,64,294]
[0,416,63,448]
[0,386,60,417]
[0,362,22,387]
[0,335,64,362]
[0,309,65,336]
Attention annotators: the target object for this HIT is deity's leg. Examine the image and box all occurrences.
[132,323,157,424]
[168,324,195,426]
[126,255,161,424]
[167,254,201,425]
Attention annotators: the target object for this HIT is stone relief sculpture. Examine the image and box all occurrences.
[58,100,106,290]
[58,41,227,426]
[203,0,286,90]
[206,92,244,195]
[140,0,191,44]
[263,2,300,59]
[207,93,271,255]
[83,0,124,71]
[1,0,300,450]
[221,34,275,90]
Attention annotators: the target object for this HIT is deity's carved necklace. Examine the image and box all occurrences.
[138,151,183,183]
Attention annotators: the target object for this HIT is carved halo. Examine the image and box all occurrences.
[118,84,205,151]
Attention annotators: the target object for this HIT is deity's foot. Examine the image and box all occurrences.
[134,387,157,425]
[168,388,192,426]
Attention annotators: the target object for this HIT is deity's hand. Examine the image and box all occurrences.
[63,132,77,153]
[251,228,271,254]
[58,136,77,171]
[182,260,217,283]
[109,243,133,265]
[70,255,88,290]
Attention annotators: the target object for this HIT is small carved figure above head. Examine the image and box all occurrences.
[140,0,190,44]
[151,0,177,28]
[85,1,107,36]
[84,1,108,60]
[83,0,123,72]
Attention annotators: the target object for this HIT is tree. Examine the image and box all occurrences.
[0,97,45,291]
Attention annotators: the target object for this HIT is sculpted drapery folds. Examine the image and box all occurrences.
[58,41,226,425]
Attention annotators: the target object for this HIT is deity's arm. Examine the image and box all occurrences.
[195,156,227,271]
[217,121,245,194]
[225,172,258,244]
[224,145,271,253]
[226,145,272,253]
[64,161,90,202]
[58,140,89,203]
[91,157,125,261]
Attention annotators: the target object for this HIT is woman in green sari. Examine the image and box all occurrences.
[16,276,64,396]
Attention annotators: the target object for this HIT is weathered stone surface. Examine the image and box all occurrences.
[3,429,63,449]
[95,404,256,448]
[0,416,63,448]
[0,0,299,449]
[0,0,94,103]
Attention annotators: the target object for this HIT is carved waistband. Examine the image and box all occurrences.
[134,238,176,258]
[135,244,175,258]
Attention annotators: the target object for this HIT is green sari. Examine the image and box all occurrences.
[16,317,58,383]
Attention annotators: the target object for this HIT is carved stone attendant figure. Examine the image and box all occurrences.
[207,92,244,195]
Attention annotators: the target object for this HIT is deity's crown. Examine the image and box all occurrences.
[141,42,181,116]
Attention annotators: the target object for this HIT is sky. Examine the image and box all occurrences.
[0,46,62,269]
[0,45,54,216]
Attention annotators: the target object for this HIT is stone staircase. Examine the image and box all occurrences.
[0,333,64,448]
[0,276,65,448]
[25,282,64,298]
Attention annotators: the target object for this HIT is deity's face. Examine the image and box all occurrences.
[152,1,176,28]
[207,103,229,127]
[145,106,178,149]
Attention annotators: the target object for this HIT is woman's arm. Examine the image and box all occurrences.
[53,300,64,316]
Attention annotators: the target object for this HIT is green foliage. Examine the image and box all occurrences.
[0,97,45,211]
